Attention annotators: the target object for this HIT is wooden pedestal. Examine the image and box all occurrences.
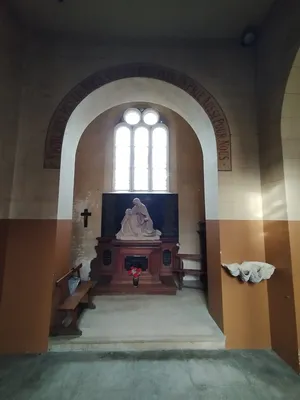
[90,238,178,295]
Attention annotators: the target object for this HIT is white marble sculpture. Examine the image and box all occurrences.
[116,198,161,241]
[222,261,275,283]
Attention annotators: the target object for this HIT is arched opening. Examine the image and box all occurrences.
[66,102,224,347]
[71,103,206,278]
[58,78,219,221]
[53,77,224,345]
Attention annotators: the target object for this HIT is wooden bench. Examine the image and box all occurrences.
[173,254,207,290]
[50,264,96,336]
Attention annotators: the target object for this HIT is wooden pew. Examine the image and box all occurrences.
[50,264,95,336]
[173,254,206,290]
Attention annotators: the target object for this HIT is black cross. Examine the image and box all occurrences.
[81,208,92,228]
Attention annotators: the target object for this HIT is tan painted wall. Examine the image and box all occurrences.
[220,220,270,348]
[72,110,110,279]
[72,104,204,278]
[257,0,300,372]
[0,220,57,353]
[175,111,205,254]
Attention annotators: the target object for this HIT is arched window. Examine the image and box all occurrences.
[113,108,169,192]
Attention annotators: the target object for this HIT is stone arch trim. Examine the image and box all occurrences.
[44,63,231,170]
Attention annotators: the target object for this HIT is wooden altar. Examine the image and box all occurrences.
[90,237,178,295]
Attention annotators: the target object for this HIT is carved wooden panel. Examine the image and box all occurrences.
[102,249,112,266]
[163,249,172,267]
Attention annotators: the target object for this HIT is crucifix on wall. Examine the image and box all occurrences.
[81,208,92,228]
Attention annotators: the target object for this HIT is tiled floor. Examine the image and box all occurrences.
[1,350,300,399]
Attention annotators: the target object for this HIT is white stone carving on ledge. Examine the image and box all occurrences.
[222,261,275,283]
[116,198,161,241]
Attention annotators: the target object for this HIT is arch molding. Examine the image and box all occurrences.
[44,63,231,170]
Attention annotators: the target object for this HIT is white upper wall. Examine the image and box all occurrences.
[9,37,262,220]
[282,49,300,221]
[0,4,23,219]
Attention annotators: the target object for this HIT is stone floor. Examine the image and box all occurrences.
[1,350,300,399]
[49,289,225,351]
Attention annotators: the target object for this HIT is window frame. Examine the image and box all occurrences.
[113,116,169,193]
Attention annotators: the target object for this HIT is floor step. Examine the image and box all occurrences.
[92,283,176,295]
[48,290,225,353]
[49,336,226,352]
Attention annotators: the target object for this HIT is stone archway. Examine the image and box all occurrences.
[44,63,231,172]
[56,75,224,330]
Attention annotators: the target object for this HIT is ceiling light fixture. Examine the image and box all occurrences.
[241,27,257,47]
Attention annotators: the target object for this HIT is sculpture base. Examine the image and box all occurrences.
[116,235,161,241]
[90,238,178,295]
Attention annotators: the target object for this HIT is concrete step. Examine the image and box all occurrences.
[92,282,177,295]
[48,335,226,352]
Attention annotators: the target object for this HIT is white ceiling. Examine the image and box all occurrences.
[8,0,275,40]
